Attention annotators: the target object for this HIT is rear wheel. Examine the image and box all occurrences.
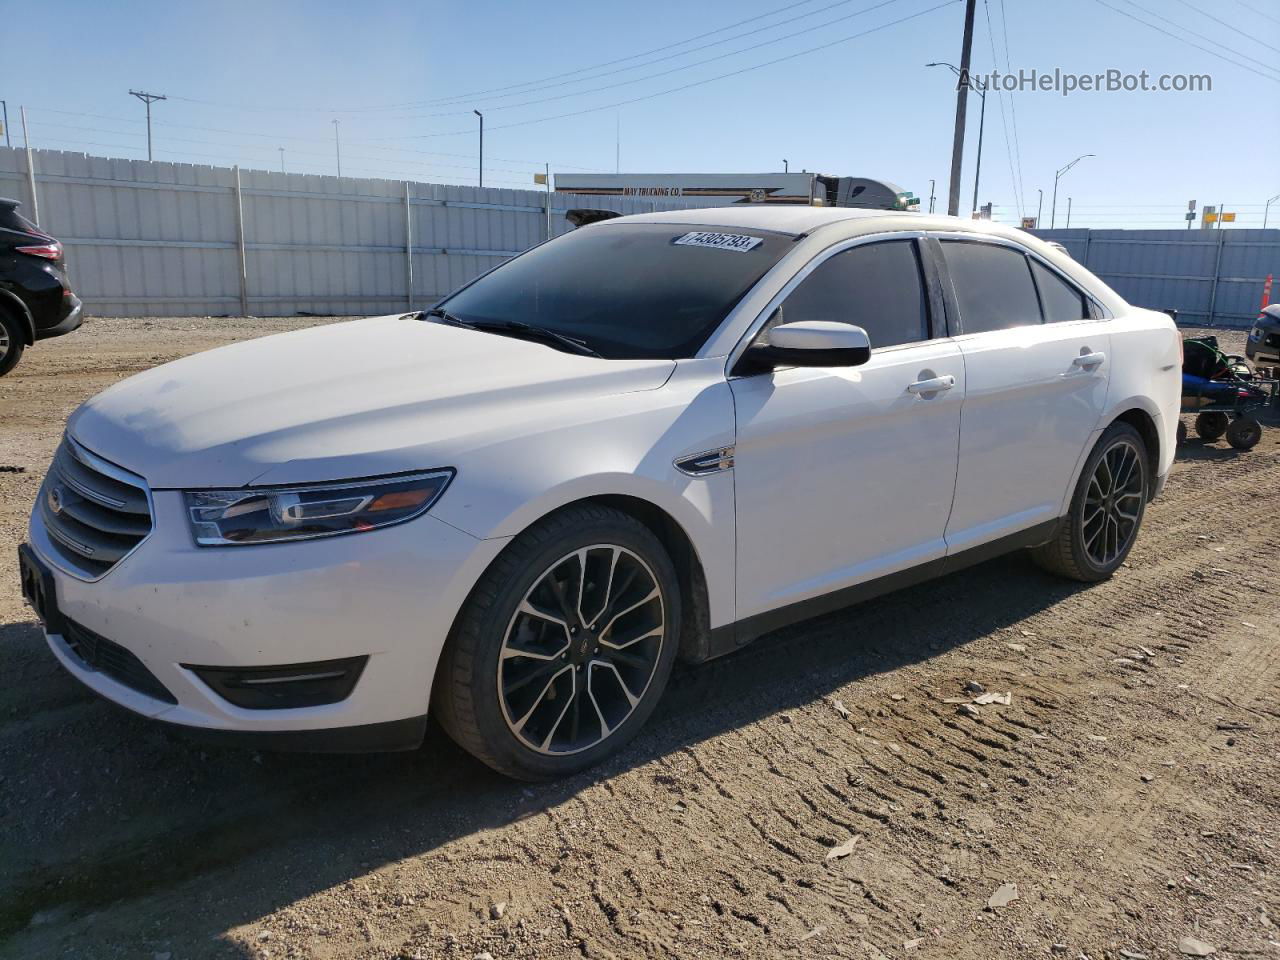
[1226,417,1262,451]
[1195,411,1229,442]
[433,504,680,780]
[1031,421,1149,582]
[0,310,25,377]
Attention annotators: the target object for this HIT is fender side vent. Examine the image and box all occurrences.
[675,447,735,477]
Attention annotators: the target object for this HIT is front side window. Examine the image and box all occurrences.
[1030,259,1089,323]
[941,240,1042,334]
[775,239,929,349]
[438,223,794,360]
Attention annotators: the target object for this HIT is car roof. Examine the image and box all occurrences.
[601,204,1039,244]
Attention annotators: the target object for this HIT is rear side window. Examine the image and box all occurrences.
[1030,259,1089,323]
[778,239,929,349]
[941,240,1041,334]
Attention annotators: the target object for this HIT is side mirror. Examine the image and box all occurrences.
[748,320,872,370]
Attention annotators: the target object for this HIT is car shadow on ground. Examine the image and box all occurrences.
[0,551,1088,951]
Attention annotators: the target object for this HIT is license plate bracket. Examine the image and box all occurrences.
[18,544,64,635]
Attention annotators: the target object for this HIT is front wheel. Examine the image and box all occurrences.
[1195,411,1229,442]
[1031,421,1149,582]
[433,504,680,780]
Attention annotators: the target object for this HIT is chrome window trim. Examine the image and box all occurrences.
[720,228,930,377]
[928,230,1112,327]
[38,435,156,583]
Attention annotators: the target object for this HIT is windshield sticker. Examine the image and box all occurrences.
[672,231,764,253]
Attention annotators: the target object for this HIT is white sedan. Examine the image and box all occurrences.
[19,206,1181,779]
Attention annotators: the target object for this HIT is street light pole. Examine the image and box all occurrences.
[278,147,285,174]
[332,120,341,177]
[929,178,936,214]
[474,110,484,189]
[783,159,788,172]
[928,61,986,215]
[128,90,166,161]
[1051,154,1093,228]
[1,101,9,148]
[1037,188,1043,227]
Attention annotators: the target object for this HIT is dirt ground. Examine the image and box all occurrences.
[1,317,1277,960]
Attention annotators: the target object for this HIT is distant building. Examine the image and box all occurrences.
[553,173,913,210]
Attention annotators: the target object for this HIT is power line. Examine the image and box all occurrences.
[982,0,1023,218]
[995,0,1025,217]
[161,0,838,115]
[22,106,604,171]
[1092,0,1280,83]
[1167,0,1280,54]
[1118,0,1280,70]
[1229,0,1280,27]
[418,0,895,109]
[376,0,961,142]
[390,0,910,120]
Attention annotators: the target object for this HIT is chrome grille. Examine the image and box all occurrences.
[40,437,153,578]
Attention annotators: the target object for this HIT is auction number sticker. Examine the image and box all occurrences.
[673,231,764,253]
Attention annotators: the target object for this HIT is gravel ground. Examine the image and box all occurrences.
[1,317,1277,960]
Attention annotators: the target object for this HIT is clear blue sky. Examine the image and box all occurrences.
[4,0,1279,228]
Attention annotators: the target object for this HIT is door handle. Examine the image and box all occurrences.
[1072,351,1106,369]
[906,375,955,395]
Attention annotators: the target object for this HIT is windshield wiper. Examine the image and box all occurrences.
[421,308,602,358]
[420,306,469,327]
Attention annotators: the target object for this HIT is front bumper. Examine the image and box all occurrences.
[25,489,509,750]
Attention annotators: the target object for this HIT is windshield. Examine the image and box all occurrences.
[437,223,794,359]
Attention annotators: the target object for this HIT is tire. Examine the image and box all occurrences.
[1195,411,1229,442]
[1031,421,1150,583]
[0,309,25,377]
[1225,417,1262,451]
[1176,420,1187,445]
[433,503,681,780]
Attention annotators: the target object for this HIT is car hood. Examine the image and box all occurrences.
[68,315,676,488]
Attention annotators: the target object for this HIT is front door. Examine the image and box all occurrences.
[730,238,964,622]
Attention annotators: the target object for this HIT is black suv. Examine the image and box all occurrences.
[0,198,82,376]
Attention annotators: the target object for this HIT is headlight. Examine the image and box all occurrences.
[185,471,453,546]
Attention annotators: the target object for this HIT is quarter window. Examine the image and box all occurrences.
[777,240,929,349]
[941,240,1042,334]
[1030,259,1089,323]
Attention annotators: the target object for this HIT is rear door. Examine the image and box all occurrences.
[937,236,1110,551]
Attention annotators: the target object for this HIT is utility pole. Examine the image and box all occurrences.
[278,147,285,174]
[473,110,484,188]
[20,106,38,226]
[1,100,9,148]
[945,0,977,217]
[615,114,620,174]
[129,90,166,161]
[331,120,341,177]
[1036,188,1043,227]
[929,179,936,214]
[1051,153,1093,228]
